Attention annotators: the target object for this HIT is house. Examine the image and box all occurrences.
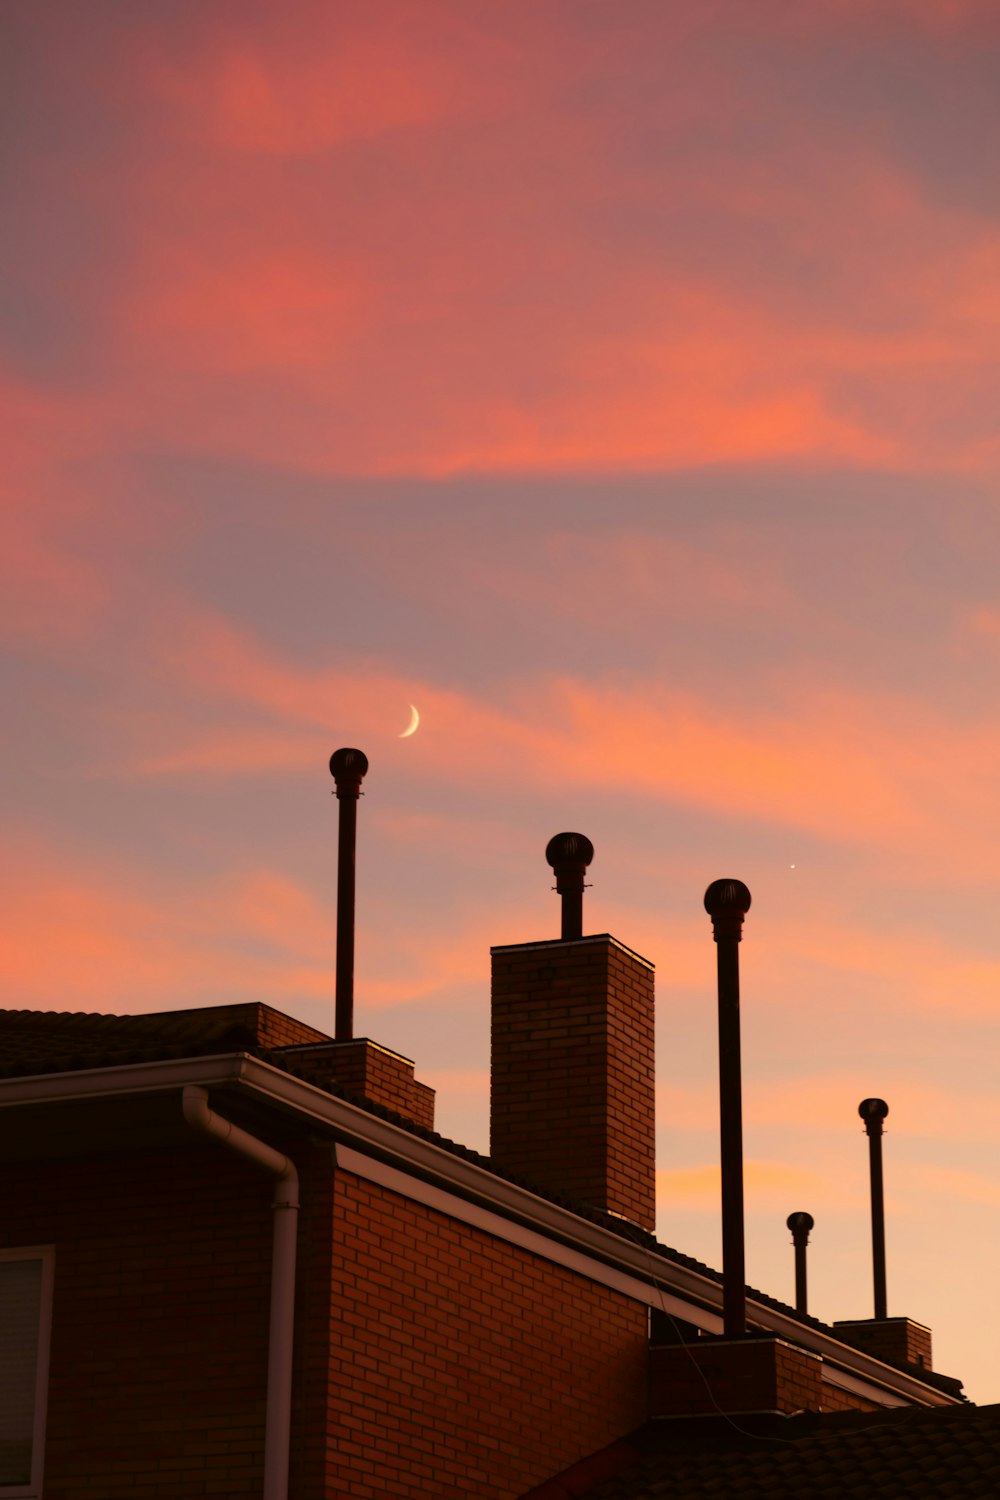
[1,818,995,1499]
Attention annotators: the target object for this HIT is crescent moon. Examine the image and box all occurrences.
[399,704,420,738]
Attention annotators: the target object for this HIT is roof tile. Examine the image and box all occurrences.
[565,1407,1000,1500]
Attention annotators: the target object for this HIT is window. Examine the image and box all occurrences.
[0,1249,53,1498]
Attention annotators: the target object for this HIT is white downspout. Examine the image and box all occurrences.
[182,1085,299,1500]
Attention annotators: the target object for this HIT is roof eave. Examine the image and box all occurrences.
[0,1054,962,1409]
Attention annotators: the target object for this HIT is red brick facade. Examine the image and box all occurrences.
[649,1338,822,1417]
[322,1169,649,1499]
[834,1317,933,1372]
[2,1149,274,1497]
[229,1002,330,1050]
[276,1039,436,1131]
[0,1138,647,1498]
[0,987,956,1497]
[490,936,656,1230]
[813,1383,881,1413]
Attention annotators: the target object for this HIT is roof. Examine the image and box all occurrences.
[0,1002,327,1075]
[0,1004,963,1403]
[0,1008,765,1299]
[531,1405,1000,1499]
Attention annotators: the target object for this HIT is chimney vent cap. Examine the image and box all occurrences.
[545,832,594,869]
[859,1097,889,1123]
[704,878,752,918]
[786,1211,814,1233]
[329,747,369,780]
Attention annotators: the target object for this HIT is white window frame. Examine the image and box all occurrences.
[0,1247,54,1500]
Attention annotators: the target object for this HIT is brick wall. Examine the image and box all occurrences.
[252,1004,331,1050]
[491,935,656,1229]
[833,1317,933,1372]
[649,1337,823,1416]
[817,1382,881,1413]
[650,1337,895,1418]
[322,1167,650,1499]
[190,1001,329,1050]
[1,1131,649,1499]
[0,1101,907,1499]
[276,1039,436,1130]
[1,1147,275,1498]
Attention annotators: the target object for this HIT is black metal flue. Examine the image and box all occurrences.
[545,833,594,940]
[329,747,369,1041]
[859,1097,890,1320]
[704,878,752,1338]
[786,1211,814,1317]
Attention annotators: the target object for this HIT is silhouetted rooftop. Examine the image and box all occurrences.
[0,1002,326,1075]
[0,1003,964,1404]
[531,1404,1000,1499]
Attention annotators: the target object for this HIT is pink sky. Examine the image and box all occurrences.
[4,0,1000,1400]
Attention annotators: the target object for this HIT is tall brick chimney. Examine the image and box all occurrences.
[489,837,656,1230]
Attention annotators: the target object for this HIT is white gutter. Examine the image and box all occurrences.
[181,1086,298,1500]
[0,1053,246,1103]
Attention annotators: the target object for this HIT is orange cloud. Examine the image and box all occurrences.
[1,505,104,649]
[743,1075,932,1138]
[349,262,913,477]
[0,378,112,646]
[108,219,997,479]
[0,832,529,1022]
[133,251,374,374]
[119,608,1000,879]
[132,728,324,778]
[912,1163,1000,1208]
[11,3,1000,482]
[662,1074,1000,1145]
[417,1068,493,1153]
[657,1160,825,1210]
[963,606,1000,640]
[820,0,999,29]
[0,853,234,1011]
[149,4,487,154]
[68,5,992,481]
[356,901,547,1007]
[0,838,342,1014]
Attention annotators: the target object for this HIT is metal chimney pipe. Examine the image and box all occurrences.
[786,1211,814,1317]
[704,878,752,1338]
[329,748,369,1041]
[859,1097,889,1320]
[545,833,594,940]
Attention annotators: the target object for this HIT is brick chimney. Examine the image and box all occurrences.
[274,1038,435,1132]
[490,839,655,1228]
[833,1317,933,1373]
[649,1335,823,1417]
